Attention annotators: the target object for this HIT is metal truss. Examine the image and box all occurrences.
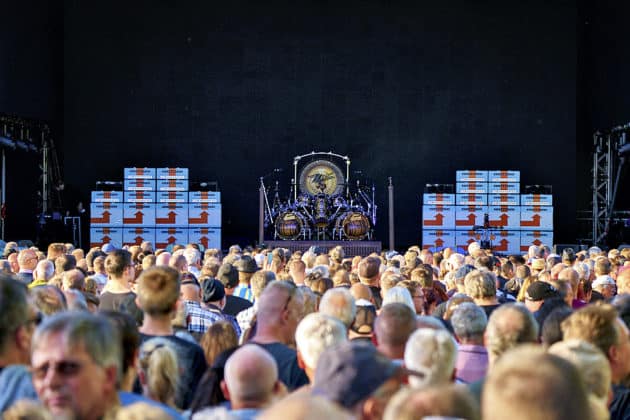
[592,125,629,245]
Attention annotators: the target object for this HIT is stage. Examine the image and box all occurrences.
[265,240,382,257]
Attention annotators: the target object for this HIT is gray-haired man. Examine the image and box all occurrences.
[31,311,121,420]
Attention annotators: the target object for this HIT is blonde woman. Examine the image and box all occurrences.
[138,338,179,409]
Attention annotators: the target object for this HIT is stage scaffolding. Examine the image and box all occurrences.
[591,124,629,246]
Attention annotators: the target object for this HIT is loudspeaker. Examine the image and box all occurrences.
[553,244,579,254]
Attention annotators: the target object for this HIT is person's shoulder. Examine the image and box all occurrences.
[227,294,253,308]
[0,364,38,409]
[118,391,184,420]
[256,342,297,358]
[142,334,205,360]
[158,334,202,348]
[610,384,630,420]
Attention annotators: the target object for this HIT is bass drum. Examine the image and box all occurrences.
[336,212,371,240]
[275,212,306,240]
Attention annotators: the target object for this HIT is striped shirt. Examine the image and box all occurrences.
[233,284,254,302]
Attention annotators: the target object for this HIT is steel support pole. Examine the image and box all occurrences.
[259,179,265,245]
[1,149,5,240]
[388,177,394,251]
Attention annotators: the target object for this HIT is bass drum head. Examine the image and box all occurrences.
[275,212,304,240]
[337,212,370,240]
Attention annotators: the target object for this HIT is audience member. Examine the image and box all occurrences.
[561,303,630,420]
[464,269,501,317]
[349,301,377,342]
[0,275,39,411]
[318,287,356,329]
[137,338,179,408]
[450,302,488,383]
[295,313,347,383]
[548,339,611,416]
[199,320,238,366]
[312,341,405,417]
[404,327,457,388]
[99,250,136,311]
[15,249,37,284]
[29,259,54,289]
[217,263,253,316]
[374,303,417,361]
[259,394,353,420]
[249,281,308,390]
[31,312,121,420]
[201,278,241,335]
[3,238,630,419]
[358,256,382,308]
[233,256,258,302]
[236,270,275,338]
[483,345,590,420]
[384,384,480,420]
[217,345,282,418]
[136,266,207,409]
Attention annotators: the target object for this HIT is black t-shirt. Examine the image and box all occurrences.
[253,342,309,391]
[223,295,253,316]
[480,304,502,318]
[139,333,207,410]
[98,291,136,312]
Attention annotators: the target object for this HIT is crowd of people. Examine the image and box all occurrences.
[0,238,629,419]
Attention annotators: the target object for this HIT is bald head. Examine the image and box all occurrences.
[255,281,303,344]
[485,304,539,365]
[617,269,630,295]
[155,252,171,267]
[62,269,86,291]
[180,282,201,302]
[223,344,278,408]
[257,282,298,319]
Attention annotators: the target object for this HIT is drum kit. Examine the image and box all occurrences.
[262,152,376,241]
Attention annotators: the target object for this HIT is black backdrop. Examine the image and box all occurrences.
[3,1,629,249]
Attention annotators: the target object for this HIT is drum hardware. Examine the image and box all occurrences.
[262,152,376,241]
[313,194,329,228]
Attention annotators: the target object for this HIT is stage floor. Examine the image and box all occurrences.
[265,240,382,257]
